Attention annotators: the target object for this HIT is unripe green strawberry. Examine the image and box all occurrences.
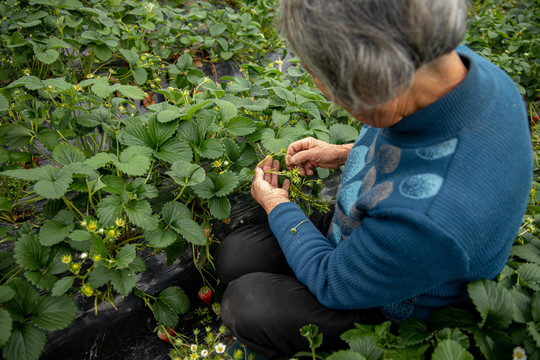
[211,302,221,316]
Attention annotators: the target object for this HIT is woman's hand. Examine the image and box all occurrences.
[285,137,353,176]
[251,156,290,215]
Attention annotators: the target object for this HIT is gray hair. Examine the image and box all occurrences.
[280,0,468,113]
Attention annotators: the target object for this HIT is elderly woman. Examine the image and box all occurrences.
[215,0,532,358]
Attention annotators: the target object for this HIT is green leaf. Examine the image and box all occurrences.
[273,87,296,103]
[0,309,12,347]
[34,46,59,65]
[329,123,359,144]
[7,76,43,90]
[2,322,45,360]
[115,244,136,269]
[225,116,256,136]
[196,138,224,159]
[432,339,473,360]
[13,235,45,272]
[117,85,145,100]
[341,328,384,360]
[24,271,58,291]
[117,124,153,148]
[0,197,11,212]
[0,286,15,303]
[473,328,512,360]
[208,196,231,220]
[94,44,112,61]
[97,195,123,227]
[119,48,139,66]
[145,226,178,248]
[162,202,207,246]
[158,286,190,314]
[68,230,92,242]
[51,276,75,296]
[114,146,151,176]
[84,152,116,170]
[326,350,367,360]
[33,166,73,199]
[468,280,514,329]
[157,108,182,123]
[532,292,540,323]
[110,268,137,295]
[260,126,300,154]
[36,129,59,152]
[30,294,76,331]
[152,300,178,327]
[0,93,8,112]
[101,175,125,194]
[125,200,158,231]
[166,160,205,186]
[87,265,111,288]
[39,221,74,246]
[154,138,193,163]
[132,67,147,85]
[213,172,239,197]
[429,306,478,332]
[148,117,177,147]
[242,99,270,111]
[214,99,237,123]
[518,263,540,291]
[210,23,227,37]
[512,240,540,265]
[399,318,432,345]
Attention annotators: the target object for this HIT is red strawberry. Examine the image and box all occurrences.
[198,286,212,305]
[157,327,175,343]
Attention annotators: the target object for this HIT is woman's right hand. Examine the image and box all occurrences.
[285,137,353,176]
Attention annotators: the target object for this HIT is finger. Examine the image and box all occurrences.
[286,137,314,166]
[262,156,273,182]
[305,162,316,176]
[271,159,280,187]
[282,178,290,192]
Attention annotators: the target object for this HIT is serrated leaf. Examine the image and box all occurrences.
[273,87,296,103]
[51,276,75,296]
[518,263,540,291]
[148,117,177,147]
[152,300,178,327]
[158,286,190,314]
[2,322,45,360]
[196,138,224,159]
[0,93,8,112]
[214,99,237,123]
[30,294,76,331]
[225,116,256,136]
[145,226,178,248]
[162,202,207,246]
[115,244,136,269]
[7,76,43,90]
[432,339,473,360]
[24,271,58,291]
[51,144,86,166]
[0,286,16,303]
[68,230,92,242]
[97,195,123,227]
[154,138,193,163]
[13,235,45,272]
[119,48,139,66]
[473,328,512,360]
[114,146,151,176]
[469,280,514,329]
[0,309,12,347]
[210,23,227,37]
[110,268,137,295]
[39,221,74,246]
[132,67,148,85]
[117,123,153,148]
[214,172,239,197]
[326,350,366,360]
[242,99,269,111]
[87,265,111,288]
[166,160,205,186]
[84,152,116,170]
[34,47,59,65]
[125,200,158,231]
[33,166,73,199]
[157,108,182,123]
[208,196,230,220]
[117,85,145,100]
[329,123,359,144]
[512,240,540,265]
[399,318,432,345]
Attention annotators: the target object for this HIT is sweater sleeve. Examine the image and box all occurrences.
[268,202,470,310]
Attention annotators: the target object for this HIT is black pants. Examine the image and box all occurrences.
[214,211,390,359]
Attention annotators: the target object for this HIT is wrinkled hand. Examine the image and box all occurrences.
[285,137,352,176]
[251,156,290,215]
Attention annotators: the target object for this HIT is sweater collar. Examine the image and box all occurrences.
[384,47,497,146]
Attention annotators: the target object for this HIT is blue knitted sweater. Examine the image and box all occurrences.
[268,46,533,320]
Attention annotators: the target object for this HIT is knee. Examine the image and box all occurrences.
[221,273,278,335]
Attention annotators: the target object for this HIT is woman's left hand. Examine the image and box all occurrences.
[251,156,290,215]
